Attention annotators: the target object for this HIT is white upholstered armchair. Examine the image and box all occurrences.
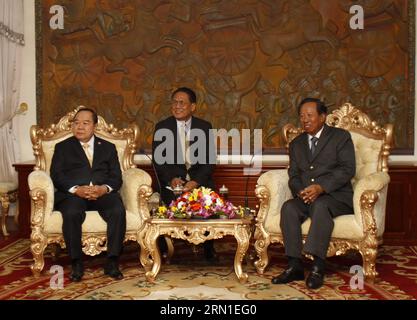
[28,107,153,276]
[254,103,393,281]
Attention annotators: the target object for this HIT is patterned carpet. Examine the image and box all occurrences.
[0,238,416,300]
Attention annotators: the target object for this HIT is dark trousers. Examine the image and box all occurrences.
[55,193,126,260]
[280,195,353,260]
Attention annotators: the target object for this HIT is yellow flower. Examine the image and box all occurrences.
[158,206,167,213]
[201,187,210,195]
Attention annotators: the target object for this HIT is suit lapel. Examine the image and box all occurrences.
[70,136,90,165]
[189,116,197,145]
[310,125,333,162]
[92,136,103,168]
[304,134,313,162]
[168,117,180,163]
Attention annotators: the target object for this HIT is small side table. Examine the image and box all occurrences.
[0,182,18,236]
[138,217,253,283]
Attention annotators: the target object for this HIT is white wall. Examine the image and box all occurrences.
[16,1,417,164]
[17,0,36,161]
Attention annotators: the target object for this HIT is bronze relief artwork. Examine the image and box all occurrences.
[36,0,414,154]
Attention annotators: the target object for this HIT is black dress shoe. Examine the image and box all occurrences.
[70,259,84,282]
[104,258,124,280]
[271,267,304,284]
[306,265,325,289]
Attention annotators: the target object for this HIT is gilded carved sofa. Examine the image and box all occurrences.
[254,103,393,281]
[28,107,153,276]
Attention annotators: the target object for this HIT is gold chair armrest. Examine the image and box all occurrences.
[28,170,54,220]
[255,169,291,232]
[121,168,153,221]
[353,172,390,236]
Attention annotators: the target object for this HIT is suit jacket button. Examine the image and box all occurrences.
[310,166,314,170]
[311,178,315,182]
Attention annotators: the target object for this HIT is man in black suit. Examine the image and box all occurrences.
[272,98,355,289]
[50,108,125,282]
[152,87,217,261]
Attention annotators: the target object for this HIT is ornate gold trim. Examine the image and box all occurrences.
[253,184,271,274]
[137,184,153,222]
[30,188,48,277]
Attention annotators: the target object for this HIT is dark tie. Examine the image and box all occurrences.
[310,136,319,155]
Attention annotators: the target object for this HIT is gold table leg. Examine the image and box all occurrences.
[144,224,161,282]
[138,224,153,273]
[234,225,250,283]
[1,194,10,237]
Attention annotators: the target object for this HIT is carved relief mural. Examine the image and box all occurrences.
[36,0,414,154]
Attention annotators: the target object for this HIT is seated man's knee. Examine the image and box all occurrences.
[58,197,86,219]
[106,196,126,215]
[280,199,299,226]
[309,197,332,218]
[281,199,298,216]
[310,197,329,210]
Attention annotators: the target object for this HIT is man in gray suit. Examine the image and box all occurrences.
[272,98,355,289]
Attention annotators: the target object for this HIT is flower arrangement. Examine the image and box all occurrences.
[155,187,245,219]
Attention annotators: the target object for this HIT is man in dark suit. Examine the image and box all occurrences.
[152,87,217,261]
[50,108,126,282]
[272,98,355,289]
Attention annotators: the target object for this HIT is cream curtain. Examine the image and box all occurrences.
[0,0,24,182]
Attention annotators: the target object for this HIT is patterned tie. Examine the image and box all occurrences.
[82,143,93,166]
[310,136,319,155]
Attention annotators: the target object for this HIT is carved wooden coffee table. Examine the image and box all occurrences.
[138,217,253,283]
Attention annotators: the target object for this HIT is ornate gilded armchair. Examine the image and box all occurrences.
[254,103,393,281]
[28,107,153,276]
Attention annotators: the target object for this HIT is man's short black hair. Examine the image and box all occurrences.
[171,87,197,104]
[298,98,327,115]
[73,107,98,124]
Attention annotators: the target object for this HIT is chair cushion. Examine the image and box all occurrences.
[44,210,141,233]
[350,132,382,184]
[0,182,18,193]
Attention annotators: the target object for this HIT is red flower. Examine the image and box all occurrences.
[190,203,202,211]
